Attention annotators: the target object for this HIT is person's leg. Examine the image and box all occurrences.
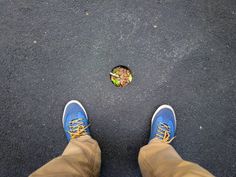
[30,135,100,177]
[138,105,214,177]
[29,100,101,177]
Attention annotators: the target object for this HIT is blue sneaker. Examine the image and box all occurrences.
[149,105,176,143]
[62,100,90,141]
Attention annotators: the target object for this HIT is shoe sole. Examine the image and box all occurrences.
[151,104,177,131]
[62,100,88,126]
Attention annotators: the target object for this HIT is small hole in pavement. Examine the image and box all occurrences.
[110,65,133,88]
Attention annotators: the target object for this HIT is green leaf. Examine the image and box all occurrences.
[112,78,120,86]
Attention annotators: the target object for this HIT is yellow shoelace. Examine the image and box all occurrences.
[156,123,175,143]
[68,119,90,139]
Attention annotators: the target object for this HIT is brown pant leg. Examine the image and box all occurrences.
[138,138,214,177]
[29,135,101,177]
